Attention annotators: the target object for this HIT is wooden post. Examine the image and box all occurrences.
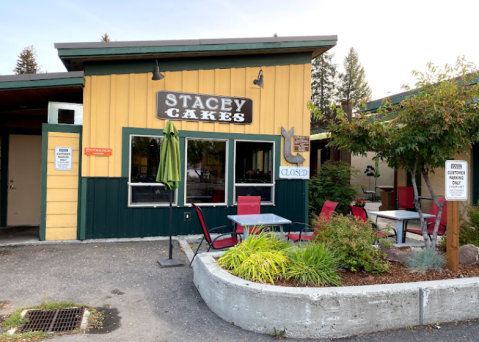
[446,201,459,271]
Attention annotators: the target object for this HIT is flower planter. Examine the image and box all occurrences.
[193,252,479,339]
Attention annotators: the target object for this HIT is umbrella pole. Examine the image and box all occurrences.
[158,188,184,268]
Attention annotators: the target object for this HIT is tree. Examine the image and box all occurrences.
[311,52,337,129]
[101,33,111,42]
[13,45,40,74]
[309,57,479,249]
[336,48,372,111]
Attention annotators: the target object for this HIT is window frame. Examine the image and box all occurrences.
[233,139,276,205]
[184,137,229,207]
[128,134,177,208]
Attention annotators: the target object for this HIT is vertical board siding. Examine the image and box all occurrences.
[46,132,80,240]
[82,64,311,177]
[84,178,307,239]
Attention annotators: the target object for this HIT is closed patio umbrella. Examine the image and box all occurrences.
[157,121,183,267]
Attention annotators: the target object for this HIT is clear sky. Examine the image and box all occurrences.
[1,0,478,101]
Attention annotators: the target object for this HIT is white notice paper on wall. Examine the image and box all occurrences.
[55,147,72,171]
[445,160,468,201]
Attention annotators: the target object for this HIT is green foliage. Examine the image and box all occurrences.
[13,45,40,74]
[405,248,445,273]
[218,231,290,284]
[0,331,50,341]
[309,161,358,218]
[101,33,111,42]
[285,243,342,286]
[459,205,479,246]
[309,57,479,250]
[336,47,372,110]
[313,214,389,274]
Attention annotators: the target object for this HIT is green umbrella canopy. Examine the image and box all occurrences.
[156,121,181,190]
[374,158,381,178]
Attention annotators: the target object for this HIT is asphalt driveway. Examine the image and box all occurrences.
[1,240,479,342]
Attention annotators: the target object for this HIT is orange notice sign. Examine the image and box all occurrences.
[85,148,112,156]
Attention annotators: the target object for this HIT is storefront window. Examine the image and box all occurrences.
[186,139,227,204]
[129,135,175,206]
[234,141,274,204]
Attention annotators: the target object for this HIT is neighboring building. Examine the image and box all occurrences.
[0,35,337,241]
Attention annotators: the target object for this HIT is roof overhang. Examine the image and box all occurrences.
[54,35,338,71]
[0,71,84,91]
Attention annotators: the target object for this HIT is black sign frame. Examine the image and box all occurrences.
[156,91,253,125]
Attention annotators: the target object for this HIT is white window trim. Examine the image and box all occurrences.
[184,137,229,207]
[128,134,177,208]
[233,139,275,205]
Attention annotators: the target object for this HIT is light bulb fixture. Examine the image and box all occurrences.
[253,69,264,89]
[152,60,164,81]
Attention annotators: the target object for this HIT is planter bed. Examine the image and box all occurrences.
[193,252,479,339]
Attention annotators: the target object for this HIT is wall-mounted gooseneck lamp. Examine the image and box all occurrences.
[152,60,164,81]
[253,69,264,89]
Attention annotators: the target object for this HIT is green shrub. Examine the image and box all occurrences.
[313,214,389,274]
[405,248,445,273]
[459,205,479,247]
[285,243,342,286]
[217,231,290,284]
[309,161,358,218]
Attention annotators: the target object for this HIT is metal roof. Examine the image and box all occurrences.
[0,71,84,90]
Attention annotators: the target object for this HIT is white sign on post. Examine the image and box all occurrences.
[445,160,468,201]
[54,147,72,171]
[279,166,310,179]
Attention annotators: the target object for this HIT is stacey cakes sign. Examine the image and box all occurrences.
[156,91,253,124]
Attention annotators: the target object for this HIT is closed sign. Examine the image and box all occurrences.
[279,166,310,179]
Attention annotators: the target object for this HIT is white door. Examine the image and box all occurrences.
[7,135,42,226]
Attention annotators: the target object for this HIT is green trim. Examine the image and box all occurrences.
[304,180,309,224]
[40,132,48,240]
[79,178,88,240]
[42,123,82,133]
[121,127,281,206]
[59,40,336,60]
[76,129,83,240]
[84,53,312,76]
[472,143,479,204]
[1,135,9,227]
[0,78,84,91]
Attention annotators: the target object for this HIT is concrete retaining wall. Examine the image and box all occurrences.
[193,252,479,339]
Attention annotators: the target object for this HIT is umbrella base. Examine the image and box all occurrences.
[158,258,184,268]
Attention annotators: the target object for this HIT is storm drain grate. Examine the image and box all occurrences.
[18,308,85,333]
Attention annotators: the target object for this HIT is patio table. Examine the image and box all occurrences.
[227,214,292,240]
[366,210,436,244]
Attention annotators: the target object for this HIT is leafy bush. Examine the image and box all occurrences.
[405,248,445,272]
[459,205,479,247]
[285,243,342,286]
[313,214,389,274]
[309,161,358,218]
[217,231,290,284]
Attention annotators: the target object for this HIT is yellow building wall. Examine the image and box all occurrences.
[82,64,311,177]
[45,132,79,240]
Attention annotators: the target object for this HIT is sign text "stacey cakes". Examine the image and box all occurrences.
[156,91,253,124]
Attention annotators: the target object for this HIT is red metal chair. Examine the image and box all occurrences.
[350,205,396,240]
[189,203,239,266]
[403,198,447,243]
[285,200,339,242]
[235,196,261,236]
[397,186,415,210]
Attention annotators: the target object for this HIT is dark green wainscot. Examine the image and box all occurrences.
[80,178,308,239]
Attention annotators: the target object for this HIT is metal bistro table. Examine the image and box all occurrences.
[227,214,292,240]
[366,210,436,244]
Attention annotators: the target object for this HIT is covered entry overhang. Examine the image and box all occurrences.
[0,72,84,239]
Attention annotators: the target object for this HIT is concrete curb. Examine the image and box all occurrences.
[193,252,479,339]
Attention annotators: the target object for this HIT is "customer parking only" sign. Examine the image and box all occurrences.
[445,160,468,201]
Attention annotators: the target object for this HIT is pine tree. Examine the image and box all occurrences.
[101,33,111,42]
[13,46,40,74]
[311,52,337,130]
[337,48,372,110]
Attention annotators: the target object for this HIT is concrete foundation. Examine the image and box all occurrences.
[193,252,479,339]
